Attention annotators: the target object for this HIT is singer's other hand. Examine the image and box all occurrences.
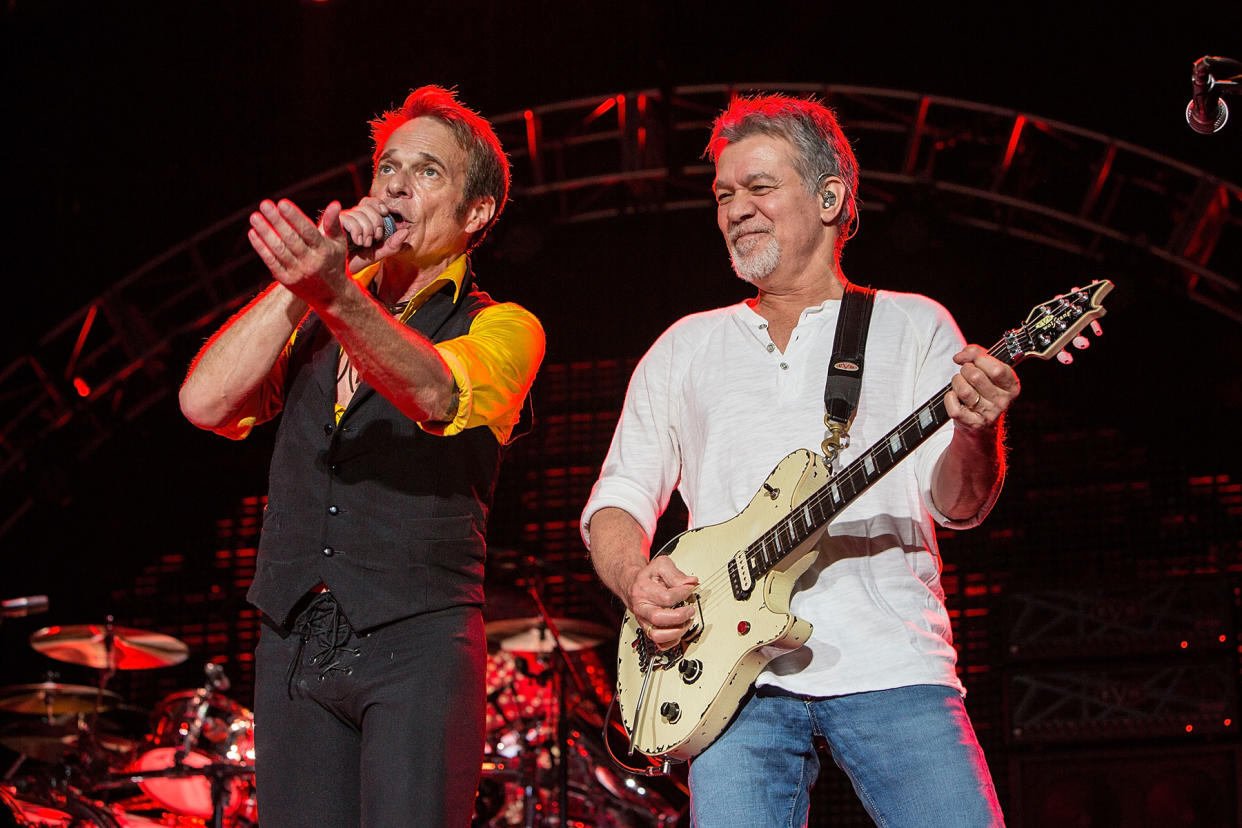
[247,198,351,308]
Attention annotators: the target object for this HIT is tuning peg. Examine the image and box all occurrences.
[1090,320,1103,337]
[1072,335,1090,350]
[1056,349,1074,365]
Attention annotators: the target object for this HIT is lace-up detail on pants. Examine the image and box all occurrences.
[286,592,360,698]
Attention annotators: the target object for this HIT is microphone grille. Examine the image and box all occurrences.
[1186,99,1229,134]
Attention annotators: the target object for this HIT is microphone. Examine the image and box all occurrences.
[346,214,397,253]
[2,595,49,618]
[1186,55,1239,135]
[204,661,231,692]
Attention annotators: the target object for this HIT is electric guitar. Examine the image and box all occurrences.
[614,280,1113,761]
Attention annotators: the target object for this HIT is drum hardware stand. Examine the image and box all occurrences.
[519,572,606,828]
[182,662,237,828]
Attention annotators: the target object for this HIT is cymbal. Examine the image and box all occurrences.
[0,719,137,763]
[0,682,120,715]
[484,617,613,653]
[30,624,189,669]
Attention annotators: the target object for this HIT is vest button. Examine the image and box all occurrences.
[324,423,334,436]
[330,464,339,474]
[322,546,335,557]
[328,505,339,515]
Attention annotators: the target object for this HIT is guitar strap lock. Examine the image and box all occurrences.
[822,282,876,469]
[821,417,852,464]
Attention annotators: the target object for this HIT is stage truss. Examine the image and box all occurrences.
[2,83,1239,536]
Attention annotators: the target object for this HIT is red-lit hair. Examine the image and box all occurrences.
[369,86,510,249]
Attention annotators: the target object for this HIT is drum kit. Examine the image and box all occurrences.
[1,617,255,828]
[1,593,684,828]
[474,591,683,828]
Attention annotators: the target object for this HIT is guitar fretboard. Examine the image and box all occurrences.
[731,332,1031,597]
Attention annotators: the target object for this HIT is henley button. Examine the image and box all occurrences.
[765,343,775,353]
[322,547,335,557]
[328,505,339,515]
[780,362,789,370]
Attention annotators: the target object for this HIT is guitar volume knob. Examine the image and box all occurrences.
[678,659,703,684]
[659,701,681,723]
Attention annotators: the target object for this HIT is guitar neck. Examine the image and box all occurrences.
[742,336,1026,585]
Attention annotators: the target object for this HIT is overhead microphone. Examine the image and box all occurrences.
[1185,55,1241,135]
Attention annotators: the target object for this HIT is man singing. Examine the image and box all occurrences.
[582,93,1013,826]
[180,86,545,827]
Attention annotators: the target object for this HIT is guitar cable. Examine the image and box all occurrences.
[600,694,681,777]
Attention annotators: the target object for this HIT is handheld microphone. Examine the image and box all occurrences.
[346,214,397,253]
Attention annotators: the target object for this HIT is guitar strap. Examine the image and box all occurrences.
[821,282,876,466]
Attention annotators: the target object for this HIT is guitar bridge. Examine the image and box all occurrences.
[633,627,685,674]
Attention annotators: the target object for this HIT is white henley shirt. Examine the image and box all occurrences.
[581,290,1001,698]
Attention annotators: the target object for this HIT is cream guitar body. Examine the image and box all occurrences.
[616,449,830,760]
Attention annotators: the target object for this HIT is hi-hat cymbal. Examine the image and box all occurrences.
[484,617,613,653]
[0,682,120,716]
[30,624,189,670]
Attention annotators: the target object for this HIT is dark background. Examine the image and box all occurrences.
[2,1,1241,824]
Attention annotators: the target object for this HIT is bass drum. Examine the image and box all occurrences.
[128,690,255,820]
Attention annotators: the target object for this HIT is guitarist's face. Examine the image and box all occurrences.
[713,135,828,285]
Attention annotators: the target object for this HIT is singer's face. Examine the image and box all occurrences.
[369,117,483,264]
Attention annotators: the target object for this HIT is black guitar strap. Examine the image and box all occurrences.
[821,282,876,466]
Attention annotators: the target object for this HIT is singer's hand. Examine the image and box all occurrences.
[247,198,353,308]
[339,196,396,248]
[340,196,410,271]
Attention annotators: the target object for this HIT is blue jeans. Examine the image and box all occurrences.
[688,684,1004,828]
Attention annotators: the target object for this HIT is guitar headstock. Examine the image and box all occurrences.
[1006,280,1114,364]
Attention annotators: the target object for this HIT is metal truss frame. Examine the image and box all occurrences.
[2,83,1239,537]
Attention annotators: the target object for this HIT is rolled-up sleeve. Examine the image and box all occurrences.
[911,299,1005,530]
[580,341,682,547]
[424,302,546,445]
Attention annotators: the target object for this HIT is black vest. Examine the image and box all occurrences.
[247,268,503,633]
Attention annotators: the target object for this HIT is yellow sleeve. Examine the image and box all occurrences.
[423,302,546,444]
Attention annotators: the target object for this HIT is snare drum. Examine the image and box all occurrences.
[129,690,255,819]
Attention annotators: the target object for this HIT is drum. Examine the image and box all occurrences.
[128,690,255,819]
[1,784,165,827]
[1,784,73,827]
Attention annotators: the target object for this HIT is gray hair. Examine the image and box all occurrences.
[707,93,860,252]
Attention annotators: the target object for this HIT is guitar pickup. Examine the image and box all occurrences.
[729,551,755,600]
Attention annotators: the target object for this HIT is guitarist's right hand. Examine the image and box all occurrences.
[626,556,700,651]
[587,506,700,650]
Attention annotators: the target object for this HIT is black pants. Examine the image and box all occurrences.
[254,596,486,828]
